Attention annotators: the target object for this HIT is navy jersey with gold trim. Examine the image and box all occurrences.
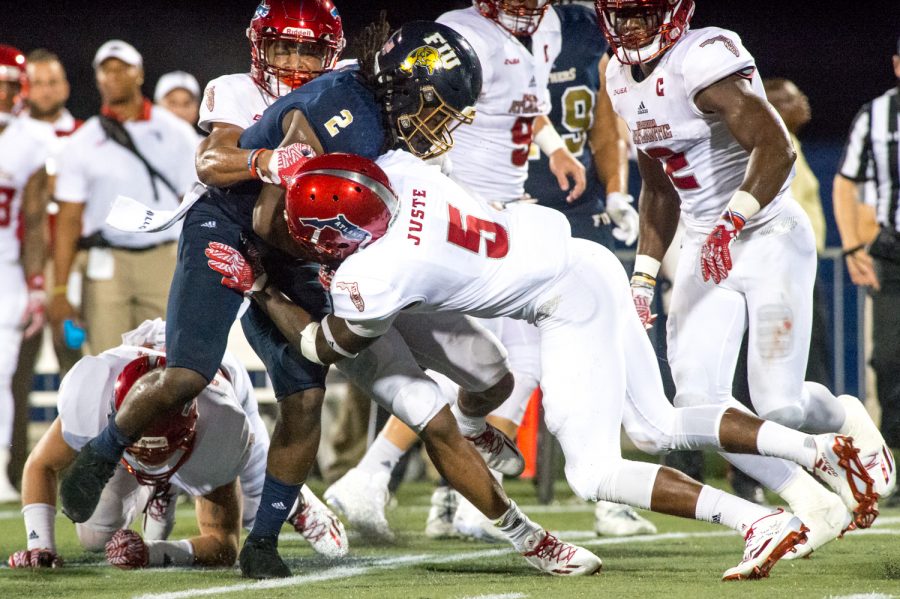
[239,67,385,158]
[525,4,608,217]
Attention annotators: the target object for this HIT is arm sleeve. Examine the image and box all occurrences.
[53,134,89,203]
[681,30,756,114]
[837,103,873,183]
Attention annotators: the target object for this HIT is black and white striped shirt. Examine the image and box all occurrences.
[838,87,900,231]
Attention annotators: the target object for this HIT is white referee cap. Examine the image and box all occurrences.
[154,71,200,102]
[93,40,143,69]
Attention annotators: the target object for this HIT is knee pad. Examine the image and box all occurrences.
[76,524,115,552]
[391,379,447,434]
[758,404,805,430]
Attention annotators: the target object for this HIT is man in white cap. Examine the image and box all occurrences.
[48,40,198,354]
[153,71,201,129]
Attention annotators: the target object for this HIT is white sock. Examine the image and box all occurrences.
[496,500,540,552]
[756,421,818,469]
[695,485,771,534]
[778,469,834,512]
[357,435,405,476]
[450,403,487,437]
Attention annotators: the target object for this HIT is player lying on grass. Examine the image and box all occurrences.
[231,152,880,581]
[9,319,345,569]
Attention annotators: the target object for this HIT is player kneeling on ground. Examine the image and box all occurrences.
[9,319,343,569]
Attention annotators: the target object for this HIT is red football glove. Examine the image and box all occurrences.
[318,265,335,292]
[20,274,47,339]
[700,211,745,284]
[205,241,266,295]
[8,548,63,568]
[630,274,657,330]
[263,143,316,187]
[105,529,149,570]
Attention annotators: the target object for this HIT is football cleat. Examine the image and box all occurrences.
[425,486,459,540]
[453,493,508,544]
[465,423,525,477]
[521,530,602,576]
[811,434,879,529]
[142,483,178,541]
[594,501,657,537]
[324,468,395,543]
[290,485,348,558]
[782,489,851,560]
[59,439,120,523]
[838,395,896,499]
[239,536,291,579]
[722,509,808,580]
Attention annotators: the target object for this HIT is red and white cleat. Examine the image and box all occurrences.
[291,485,349,559]
[838,395,897,501]
[520,530,602,576]
[722,509,808,580]
[465,423,525,477]
[812,433,880,529]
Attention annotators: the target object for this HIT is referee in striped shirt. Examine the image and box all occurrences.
[833,36,900,477]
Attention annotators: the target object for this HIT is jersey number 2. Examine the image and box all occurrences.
[447,204,509,259]
[644,147,700,190]
[510,117,534,166]
[324,110,353,137]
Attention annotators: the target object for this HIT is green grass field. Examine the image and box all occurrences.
[1,479,898,599]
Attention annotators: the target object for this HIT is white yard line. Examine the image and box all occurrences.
[134,527,900,599]
[460,594,527,599]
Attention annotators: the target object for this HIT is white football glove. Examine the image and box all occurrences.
[605,192,639,246]
[260,142,316,187]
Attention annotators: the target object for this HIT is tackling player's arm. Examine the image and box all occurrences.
[252,108,325,255]
[8,418,75,567]
[195,123,255,188]
[251,286,381,365]
[695,74,796,210]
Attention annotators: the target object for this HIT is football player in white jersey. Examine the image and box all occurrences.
[0,45,62,502]
[326,0,594,543]
[595,0,896,542]
[8,319,272,569]
[245,151,882,580]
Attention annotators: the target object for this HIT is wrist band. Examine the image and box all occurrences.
[533,124,566,156]
[27,274,46,290]
[842,244,866,257]
[247,149,263,178]
[631,272,657,288]
[633,254,661,279]
[51,285,68,296]
[726,190,761,228]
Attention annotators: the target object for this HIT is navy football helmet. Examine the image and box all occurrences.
[373,21,482,160]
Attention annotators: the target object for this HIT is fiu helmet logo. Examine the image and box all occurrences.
[399,32,462,75]
[400,46,443,75]
[299,214,371,243]
[699,35,739,58]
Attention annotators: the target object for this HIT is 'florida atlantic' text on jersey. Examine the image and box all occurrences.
[525,3,608,214]
[239,68,385,159]
[438,6,561,204]
[329,150,571,326]
[606,27,794,232]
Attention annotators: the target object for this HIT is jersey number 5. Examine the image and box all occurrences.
[324,110,354,137]
[447,204,509,259]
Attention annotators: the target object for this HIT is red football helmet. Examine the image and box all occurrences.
[247,0,345,97]
[113,355,198,485]
[284,154,398,266]
[475,0,554,37]
[0,45,27,112]
[595,0,695,65]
